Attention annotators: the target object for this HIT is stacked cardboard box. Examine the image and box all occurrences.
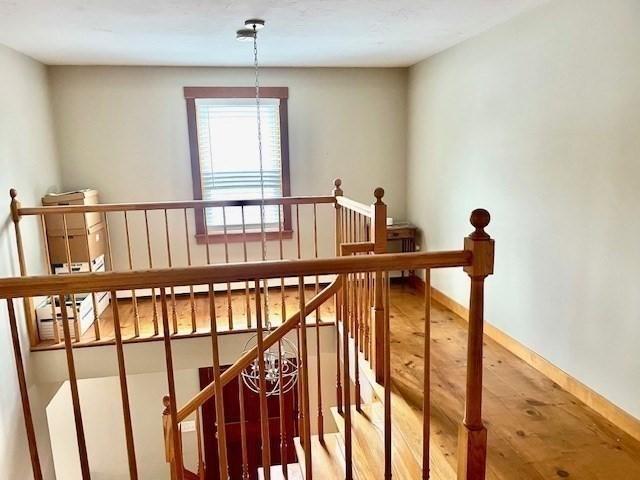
[42,190,106,264]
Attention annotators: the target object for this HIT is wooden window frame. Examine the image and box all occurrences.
[184,86,292,243]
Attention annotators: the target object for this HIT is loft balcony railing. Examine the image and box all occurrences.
[3,180,494,480]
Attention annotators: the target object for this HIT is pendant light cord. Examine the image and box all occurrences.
[253,25,271,331]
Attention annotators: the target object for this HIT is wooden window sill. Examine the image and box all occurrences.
[195,230,294,244]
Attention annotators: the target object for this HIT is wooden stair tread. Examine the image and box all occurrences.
[294,433,348,479]
[330,403,423,480]
[258,463,304,480]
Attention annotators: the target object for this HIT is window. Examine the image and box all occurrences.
[185,87,291,239]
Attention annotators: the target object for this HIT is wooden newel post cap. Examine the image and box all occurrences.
[465,208,494,277]
[469,209,490,240]
[374,187,385,204]
[333,178,343,196]
[9,188,21,223]
[162,394,171,414]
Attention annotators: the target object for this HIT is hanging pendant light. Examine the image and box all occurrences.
[237,19,299,397]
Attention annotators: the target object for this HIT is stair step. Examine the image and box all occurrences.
[293,433,348,479]
[258,463,304,480]
[330,403,423,479]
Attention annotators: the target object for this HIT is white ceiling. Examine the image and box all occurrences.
[0,0,547,67]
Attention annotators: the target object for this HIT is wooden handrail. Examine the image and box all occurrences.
[0,250,471,299]
[336,196,373,218]
[16,195,336,216]
[177,276,342,423]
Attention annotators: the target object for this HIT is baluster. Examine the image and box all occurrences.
[238,376,250,480]
[341,274,353,480]
[423,269,432,480]
[277,339,288,480]
[254,280,272,479]
[207,284,229,479]
[111,292,138,479]
[354,267,361,412]
[294,204,303,445]
[241,206,252,328]
[277,204,288,479]
[39,215,60,343]
[312,203,323,439]
[221,206,233,330]
[159,289,184,479]
[298,276,313,479]
[59,294,91,478]
[384,272,392,480]
[195,408,205,479]
[123,211,140,337]
[144,210,159,336]
[203,206,212,265]
[6,299,43,479]
[81,213,101,341]
[163,210,178,334]
[62,214,82,342]
[183,209,197,333]
[458,210,494,480]
[277,206,286,326]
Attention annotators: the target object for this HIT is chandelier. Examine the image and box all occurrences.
[236,19,300,396]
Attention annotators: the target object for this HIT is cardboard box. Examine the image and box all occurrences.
[53,255,105,274]
[42,189,102,234]
[47,222,107,264]
[37,292,110,340]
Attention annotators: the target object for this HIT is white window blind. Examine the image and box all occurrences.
[195,97,283,229]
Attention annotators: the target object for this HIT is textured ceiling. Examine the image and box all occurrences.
[0,0,548,67]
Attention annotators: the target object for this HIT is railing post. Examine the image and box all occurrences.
[9,189,37,346]
[371,187,387,383]
[458,209,494,480]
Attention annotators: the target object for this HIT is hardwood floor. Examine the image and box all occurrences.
[34,284,336,350]
[388,283,640,479]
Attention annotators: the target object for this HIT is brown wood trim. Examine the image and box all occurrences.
[280,98,292,231]
[184,86,289,99]
[195,230,293,244]
[185,97,205,234]
[409,274,640,443]
[0,251,472,299]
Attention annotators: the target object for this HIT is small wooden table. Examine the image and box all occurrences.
[387,222,417,280]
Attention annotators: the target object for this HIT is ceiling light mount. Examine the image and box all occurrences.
[244,19,265,30]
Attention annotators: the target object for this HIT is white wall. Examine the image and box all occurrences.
[47,66,407,270]
[0,44,61,478]
[407,0,640,419]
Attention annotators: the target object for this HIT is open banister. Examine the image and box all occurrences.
[5,173,494,480]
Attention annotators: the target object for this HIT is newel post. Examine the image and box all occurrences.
[458,209,494,480]
[332,179,344,413]
[371,187,387,383]
[10,189,37,346]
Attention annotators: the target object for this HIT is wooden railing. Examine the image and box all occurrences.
[9,180,389,352]
[5,183,494,480]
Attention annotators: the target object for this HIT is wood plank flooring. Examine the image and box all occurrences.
[33,285,335,350]
[388,283,640,479]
